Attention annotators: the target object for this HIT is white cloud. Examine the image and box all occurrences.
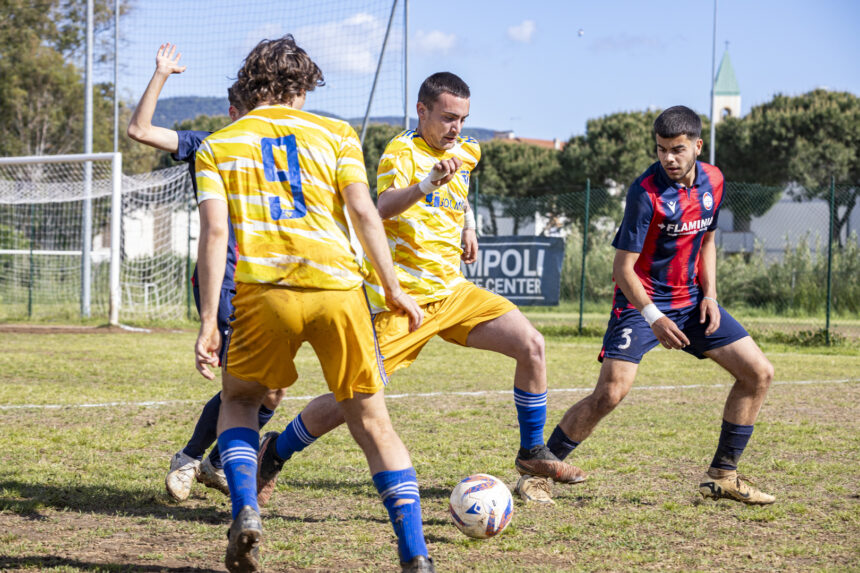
[414,30,457,55]
[294,13,389,75]
[507,20,536,44]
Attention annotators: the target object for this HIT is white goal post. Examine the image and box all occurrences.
[0,152,122,324]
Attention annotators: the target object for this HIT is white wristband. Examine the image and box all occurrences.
[641,303,665,326]
[418,173,442,194]
[464,209,476,230]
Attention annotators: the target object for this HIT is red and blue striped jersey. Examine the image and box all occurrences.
[611,161,723,310]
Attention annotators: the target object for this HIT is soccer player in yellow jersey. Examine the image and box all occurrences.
[193,36,434,573]
[256,73,586,507]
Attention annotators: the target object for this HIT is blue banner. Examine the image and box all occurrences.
[462,236,565,306]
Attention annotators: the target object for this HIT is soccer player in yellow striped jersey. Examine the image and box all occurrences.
[193,35,434,573]
[256,73,587,512]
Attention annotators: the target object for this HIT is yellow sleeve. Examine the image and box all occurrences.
[377,143,414,194]
[195,140,227,204]
[335,125,369,192]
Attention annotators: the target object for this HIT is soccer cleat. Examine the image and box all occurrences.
[698,470,776,505]
[225,505,263,573]
[256,431,286,506]
[401,555,435,573]
[515,474,555,505]
[198,455,230,496]
[165,451,200,502]
[515,445,587,484]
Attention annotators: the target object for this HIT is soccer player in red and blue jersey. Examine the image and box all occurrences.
[127,44,285,502]
[542,106,776,504]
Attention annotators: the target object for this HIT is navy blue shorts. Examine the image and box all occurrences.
[193,285,236,365]
[598,303,749,364]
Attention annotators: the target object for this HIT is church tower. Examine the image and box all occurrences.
[713,49,741,124]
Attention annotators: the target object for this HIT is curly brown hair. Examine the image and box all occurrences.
[235,34,324,110]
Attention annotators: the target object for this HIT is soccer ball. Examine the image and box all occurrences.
[448,474,513,539]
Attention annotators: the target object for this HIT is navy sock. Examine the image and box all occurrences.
[372,468,428,563]
[513,387,547,449]
[182,392,221,460]
[710,419,754,471]
[207,404,274,470]
[547,425,580,461]
[275,414,317,461]
[217,426,259,519]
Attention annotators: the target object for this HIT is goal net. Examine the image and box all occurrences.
[0,154,192,324]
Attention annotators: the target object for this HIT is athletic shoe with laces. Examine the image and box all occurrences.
[698,470,775,505]
[515,445,587,484]
[256,431,286,506]
[515,474,555,504]
[225,504,263,573]
[165,451,200,502]
[401,555,435,573]
[197,455,230,496]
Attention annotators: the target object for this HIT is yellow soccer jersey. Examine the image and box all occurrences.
[375,130,480,304]
[196,105,368,289]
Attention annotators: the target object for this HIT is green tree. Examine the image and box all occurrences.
[718,90,859,242]
[472,140,561,234]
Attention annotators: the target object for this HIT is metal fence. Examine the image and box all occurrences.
[473,176,860,342]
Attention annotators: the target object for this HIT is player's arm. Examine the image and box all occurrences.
[377,157,463,219]
[126,44,186,152]
[613,250,689,350]
[697,230,720,335]
[461,196,478,264]
[194,146,229,380]
[343,182,423,332]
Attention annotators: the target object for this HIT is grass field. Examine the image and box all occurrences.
[0,327,858,572]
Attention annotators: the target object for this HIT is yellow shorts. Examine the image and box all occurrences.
[374,281,516,376]
[225,283,386,401]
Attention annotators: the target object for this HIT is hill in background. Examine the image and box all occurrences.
[151,96,497,141]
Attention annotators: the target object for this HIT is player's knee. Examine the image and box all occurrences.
[262,388,286,409]
[752,358,774,392]
[592,384,626,414]
[517,327,545,365]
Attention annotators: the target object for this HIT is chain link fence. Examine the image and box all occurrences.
[473,176,860,342]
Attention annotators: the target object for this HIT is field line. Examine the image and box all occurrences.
[0,378,856,411]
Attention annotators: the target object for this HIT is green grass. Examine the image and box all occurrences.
[0,330,858,571]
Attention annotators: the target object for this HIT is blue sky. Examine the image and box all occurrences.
[117,0,860,141]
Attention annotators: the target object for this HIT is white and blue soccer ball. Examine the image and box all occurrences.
[448,473,513,539]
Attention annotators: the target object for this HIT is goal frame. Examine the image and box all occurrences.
[0,152,123,325]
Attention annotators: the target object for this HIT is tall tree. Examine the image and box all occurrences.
[718,90,860,242]
[473,140,561,234]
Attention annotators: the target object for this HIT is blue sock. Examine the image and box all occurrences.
[208,405,274,470]
[547,425,580,461]
[710,419,754,471]
[275,414,318,461]
[372,468,427,563]
[513,387,547,449]
[182,392,221,460]
[217,427,259,519]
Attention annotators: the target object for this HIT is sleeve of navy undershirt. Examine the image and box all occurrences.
[171,130,210,163]
[612,184,654,253]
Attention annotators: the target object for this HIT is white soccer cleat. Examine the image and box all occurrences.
[515,474,555,505]
[197,456,230,496]
[165,451,200,501]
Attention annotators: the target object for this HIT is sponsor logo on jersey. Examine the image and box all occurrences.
[658,217,713,236]
[665,200,677,214]
[703,191,714,211]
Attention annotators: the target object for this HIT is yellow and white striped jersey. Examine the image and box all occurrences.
[196,105,368,289]
[375,130,481,304]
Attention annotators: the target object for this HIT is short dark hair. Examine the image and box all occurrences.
[227,83,244,112]
[235,34,324,110]
[417,72,470,108]
[654,105,702,140]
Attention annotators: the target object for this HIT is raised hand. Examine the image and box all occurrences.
[156,43,186,75]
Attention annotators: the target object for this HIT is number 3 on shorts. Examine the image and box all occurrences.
[617,328,633,350]
[261,134,307,220]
